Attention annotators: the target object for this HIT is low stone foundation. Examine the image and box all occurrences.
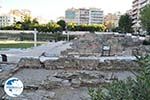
[17,57,139,71]
[17,58,43,69]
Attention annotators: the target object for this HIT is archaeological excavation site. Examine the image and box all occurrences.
[0,33,150,100]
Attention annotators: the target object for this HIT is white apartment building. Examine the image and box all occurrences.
[89,8,104,24]
[132,0,150,32]
[0,15,14,27]
[65,8,79,23]
[78,8,89,24]
[65,8,104,25]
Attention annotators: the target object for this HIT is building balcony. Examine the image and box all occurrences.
[140,3,147,9]
[132,15,138,20]
[132,11,138,15]
[132,2,139,7]
[132,15,138,19]
[132,6,138,11]
[140,0,147,4]
[133,0,138,3]
[132,19,139,24]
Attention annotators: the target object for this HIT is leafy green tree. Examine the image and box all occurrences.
[57,20,66,31]
[30,18,39,30]
[89,55,150,100]
[67,23,106,32]
[20,16,39,30]
[21,15,32,30]
[67,23,77,31]
[14,21,22,30]
[140,4,150,35]
[32,18,39,25]
[23,15,32,24]
[119,14,133,33]
[112,27,120,32]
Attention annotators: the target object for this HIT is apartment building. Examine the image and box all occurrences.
[65,8,104,25]
[65,8,78,23]
[104,12,121,28]
[132,0,150,32]
[78,8,89,24]
[89,8,103,24]
[0,15,14,27]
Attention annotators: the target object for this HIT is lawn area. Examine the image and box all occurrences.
[0,40,47,49]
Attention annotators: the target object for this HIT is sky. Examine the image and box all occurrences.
[0,0,133,20]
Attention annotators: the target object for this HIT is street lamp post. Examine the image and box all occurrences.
[34,28,37,47]
[65,26,69,41]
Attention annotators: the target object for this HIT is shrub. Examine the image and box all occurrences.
[89,55,150,100]
[143,40,150,45]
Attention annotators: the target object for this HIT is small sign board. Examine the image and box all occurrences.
[103,46,110,51]
[101,45,111,56]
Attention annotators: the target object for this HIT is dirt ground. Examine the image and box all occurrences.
[1,68,135,100]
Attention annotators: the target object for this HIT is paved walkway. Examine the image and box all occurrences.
[0,41,137,63]
[78,56,137,62]
[0,41,72,63]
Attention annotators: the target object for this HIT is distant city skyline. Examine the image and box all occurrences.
[0,0,132,21]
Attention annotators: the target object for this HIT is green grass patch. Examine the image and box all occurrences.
[0,43,42,49]
[0,41,47,49]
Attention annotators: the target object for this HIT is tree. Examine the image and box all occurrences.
[21,15,32,30]
[21,16,39,30]
[57,20,66,31]
[14,22,22,30]
[112,27,121,32]
[104,21,114,32]
[67,22,76,31]
[140,4,150,35]
[119,14,133,33]
[32,18,39,25]
[67,23,106,32]
[23,15,32,25]
[45,22,61,32]
[30,18,39,30]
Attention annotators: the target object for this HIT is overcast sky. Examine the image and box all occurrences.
[0,0,133,20]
